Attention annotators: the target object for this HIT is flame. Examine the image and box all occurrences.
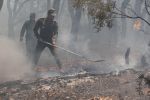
[90,96,113,100]
[99,96,113,100]
[133,19,141,31]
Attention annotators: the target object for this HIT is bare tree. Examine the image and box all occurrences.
[113,0,150,27]
[53,0,60,15]
[68,0,82,44]
[47,0,51,10]
[134,0,144,16]
[7,0,30,38]
[0,0,3,11]
[74,0,150,33]
[121,0,130,38]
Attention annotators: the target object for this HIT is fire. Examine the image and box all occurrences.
[99,96,113,100]
[90,96,113,100]
[133,19,141,31]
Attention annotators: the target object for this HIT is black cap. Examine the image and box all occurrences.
[48,8,55,15]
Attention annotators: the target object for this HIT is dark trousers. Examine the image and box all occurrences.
[33,41,61,68]
[26,38,36,60]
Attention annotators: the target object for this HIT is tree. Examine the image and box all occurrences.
[47,0,51,10]
[46,0,61,19]
[113,0,150,27]
[121,0,130,38]
[53,0,60,15]
[6,0,47,38]
[74,0,150,33]
[0,0,3,11]
[73,0,114,31]
[7,0,30,38]
[68,0,82,43]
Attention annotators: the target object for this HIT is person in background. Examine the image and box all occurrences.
[20,13,36,60]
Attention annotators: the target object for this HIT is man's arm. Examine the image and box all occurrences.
[20,22,27,41]
[34,19,41,40]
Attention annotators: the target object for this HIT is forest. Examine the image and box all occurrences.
[0,0,150,99]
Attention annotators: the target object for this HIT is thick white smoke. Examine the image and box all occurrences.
[0,36,32,82]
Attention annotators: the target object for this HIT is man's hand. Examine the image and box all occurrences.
[52,36,57,45]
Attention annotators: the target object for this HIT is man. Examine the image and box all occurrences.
[33,9,62,69]
[20,13,36,59]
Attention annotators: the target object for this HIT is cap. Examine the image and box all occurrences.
[30,13,35,17]
[48,8,56,15]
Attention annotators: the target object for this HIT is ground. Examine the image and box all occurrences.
[0,68,150,100]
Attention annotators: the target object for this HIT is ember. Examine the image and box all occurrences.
[133,19,141,31]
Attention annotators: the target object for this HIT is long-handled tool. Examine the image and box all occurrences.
[39,39,105,63]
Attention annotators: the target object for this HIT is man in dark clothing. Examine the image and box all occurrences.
[20,13,36,59]
[33,9,62,69]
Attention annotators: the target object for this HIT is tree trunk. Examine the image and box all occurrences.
[121,0,130,39]
[47,0,51,10]
[134,0,144,16]
[53,0,60,15]
[7,0,15,38]
[7,0,29,38]
[68,0,81,42]
[67,0,82,50]
[0,0,3,11]
[8,14,15,38]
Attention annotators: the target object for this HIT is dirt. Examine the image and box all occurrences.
[0,69,150,100]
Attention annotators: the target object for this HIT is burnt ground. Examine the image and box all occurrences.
[0,68,150,100]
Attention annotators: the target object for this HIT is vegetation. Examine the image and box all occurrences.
[74,0,115,31]
[74,0,150,31]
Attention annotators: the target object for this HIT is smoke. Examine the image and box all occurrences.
[58,0,150,74]
[0,36,32,82]
[0,0,149,78]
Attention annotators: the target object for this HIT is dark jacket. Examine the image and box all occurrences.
[34,18,58,42]
[20,20,35,40]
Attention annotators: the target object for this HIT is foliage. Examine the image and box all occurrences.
[74,0,115,31]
